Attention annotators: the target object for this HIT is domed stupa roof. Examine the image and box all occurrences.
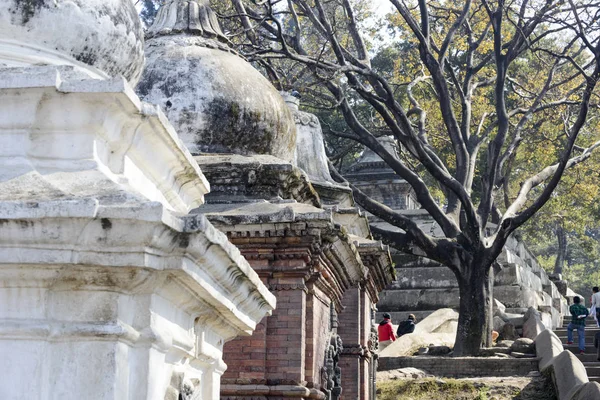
[0,0,145,84]
[136,0,296,161]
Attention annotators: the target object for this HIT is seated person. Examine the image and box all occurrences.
[377,313,396,352]
[396,314,416,337]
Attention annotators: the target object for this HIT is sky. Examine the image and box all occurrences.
[372,0,395,17]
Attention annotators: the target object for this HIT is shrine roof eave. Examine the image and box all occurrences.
[201,201,372,300]
[349,235,395,291]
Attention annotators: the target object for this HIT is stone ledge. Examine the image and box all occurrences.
[378,356,539,377]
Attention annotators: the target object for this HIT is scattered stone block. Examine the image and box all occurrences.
[545,350,588,400]
[570,382,600,400]
[494,298,506,314]
[523,306,546,340]
[428,345,452,356]
[511,352,536,358]
[535,330,565,371]
[511,338,535,354]
[480,347,511,357]
[493,316,506,332]
[496,340,514,348]
[380,309,458,357]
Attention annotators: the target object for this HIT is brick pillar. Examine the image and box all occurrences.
[358,290,372,400]
[266,280,306,385]
[305,285,335,391]
[338,288,362,399]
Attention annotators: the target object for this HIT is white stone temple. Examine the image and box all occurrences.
[0,1,275,399]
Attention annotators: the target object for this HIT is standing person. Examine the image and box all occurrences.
[590,287,600,327]
[567,296,590,354]
[396,314,417,337]
[378,313,396,352]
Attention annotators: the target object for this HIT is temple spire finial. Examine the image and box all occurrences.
[147,0,229,43]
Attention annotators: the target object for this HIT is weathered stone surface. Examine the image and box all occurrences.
[496,340,515,348]
[380,309,458,357]
[137,7,296,161]
[377,367,431,380]
[146,0,229,42]
[494,299,507,314]
[494,285,550,309]
[511,338,535,354]
[0,67,209,213]
[283,93,335,184]
[499,323,519,341]
[511,352,536,358]
[378,288,461,311]
[545,351,588,400]
[427,345,452,355]
[523,307,546,340]
[0,0,144,83]
[570,382,600,400]
[0,68,277,400]
[389,266,458,289]
[535,330,565,371]
[194,154,321,206]
[480,348,507,357]
[495,264,543,291]
[493,316,507,332]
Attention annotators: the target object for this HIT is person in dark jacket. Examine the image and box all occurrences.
[567,296,589,354]
[377,313,396,352]
[396,314,416,337]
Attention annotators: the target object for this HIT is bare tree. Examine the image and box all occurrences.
[222,0,600,355]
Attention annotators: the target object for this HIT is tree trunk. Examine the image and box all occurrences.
[453,264,493,356]
[554,223,567,275]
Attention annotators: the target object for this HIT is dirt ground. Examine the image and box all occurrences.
[376,372,556,400]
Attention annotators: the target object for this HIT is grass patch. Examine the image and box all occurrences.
[376,378,491,400]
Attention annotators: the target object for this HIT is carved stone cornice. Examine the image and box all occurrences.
[204,201,370,311]
[195,155,321,207]
[268,283,309,292]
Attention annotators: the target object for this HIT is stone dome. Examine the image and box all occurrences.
[0,0,145,84]
[136,0,296,162]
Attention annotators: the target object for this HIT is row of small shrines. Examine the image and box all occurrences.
[0,1,393,400]
[0,2,568,399]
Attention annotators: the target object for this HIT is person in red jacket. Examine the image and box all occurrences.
[378,312,396,352]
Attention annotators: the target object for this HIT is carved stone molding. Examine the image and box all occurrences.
[293,111,320,127]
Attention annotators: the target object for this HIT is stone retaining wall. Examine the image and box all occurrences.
[378,356,539,378]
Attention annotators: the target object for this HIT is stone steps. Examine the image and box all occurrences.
[554,319,600,383]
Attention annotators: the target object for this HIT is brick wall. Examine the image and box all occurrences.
[339,288,360,344]
[222,317,267,381]
[359,292,372,399]
[378,356,539,377]
[305,285,331,389]
[266,284,307,384]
